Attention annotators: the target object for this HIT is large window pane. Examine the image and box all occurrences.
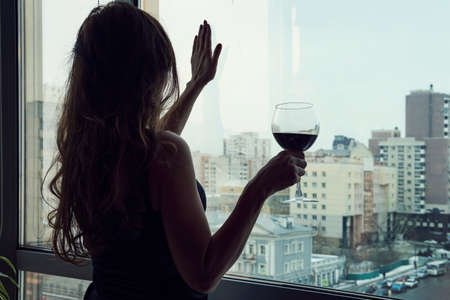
[22,271,90,300]
[21,0,110,248]
[20,0,450,299]
[160,0,450,297]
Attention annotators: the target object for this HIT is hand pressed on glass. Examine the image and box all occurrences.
[191,20,222,87]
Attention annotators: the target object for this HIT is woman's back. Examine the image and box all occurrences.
[85,179,208,300]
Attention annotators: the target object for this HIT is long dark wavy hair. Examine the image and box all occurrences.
[45,2,179,264]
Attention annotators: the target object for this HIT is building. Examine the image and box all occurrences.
[379,138,426,214]
[223,132,271,181]
[401,86,450,241]
[208,211,313,284]
[405,85,450,139]
[267,0,302,115]
[310,254,346,288]
[405,87,450,213]
[333,135,356,151]
[291,143,397,248]
[368,128,401,162]
[192,151,229,196]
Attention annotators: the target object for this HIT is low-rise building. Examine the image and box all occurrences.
[311,254,346,287]
[207,211,313,284]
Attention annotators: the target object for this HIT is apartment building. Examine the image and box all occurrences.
[291,144,397,247]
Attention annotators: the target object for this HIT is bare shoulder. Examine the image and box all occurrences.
[153,130,191,168]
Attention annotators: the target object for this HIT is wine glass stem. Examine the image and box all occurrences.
[295,180,303,199]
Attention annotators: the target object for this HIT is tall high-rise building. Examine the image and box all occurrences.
[223,132,271,181]
[192,151,229,196]
[406,85,450,139]
[379,138,426,214]
[424,138,450,213]
[368,128,401,162]
[399,86,450,241]
[267,0,301,120]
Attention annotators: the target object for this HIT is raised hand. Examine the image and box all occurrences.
[191,20,222,86]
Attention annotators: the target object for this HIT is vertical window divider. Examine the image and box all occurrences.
[0,1,19,300]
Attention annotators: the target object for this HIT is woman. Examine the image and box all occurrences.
[46,2,306,299]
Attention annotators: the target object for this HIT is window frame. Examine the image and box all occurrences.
[0,0,391,299]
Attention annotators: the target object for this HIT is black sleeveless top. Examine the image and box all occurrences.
[84,181,208,300]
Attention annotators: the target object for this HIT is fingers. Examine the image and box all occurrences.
[192,35,198,56]
[202,20,208,49]
[212,43,222,66]
[282,150,305,159]
[205,22,211,53]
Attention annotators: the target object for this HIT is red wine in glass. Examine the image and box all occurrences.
[273,133,318,152]
[272,102,320,203]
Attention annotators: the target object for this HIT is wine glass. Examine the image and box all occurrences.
[272,102,320,203]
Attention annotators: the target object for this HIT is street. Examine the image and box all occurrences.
[353,269,450,299]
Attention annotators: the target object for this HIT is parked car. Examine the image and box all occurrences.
[364,284,377,294]
[405,278,419,288]
[396,275,409,282]
[417,269,428,279]
[382,279,393,288]
[391,281,407,293]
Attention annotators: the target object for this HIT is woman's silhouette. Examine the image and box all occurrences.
[46,2,306,299]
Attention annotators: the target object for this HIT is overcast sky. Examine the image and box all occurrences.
[43,0,450,155]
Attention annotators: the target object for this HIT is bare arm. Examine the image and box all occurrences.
[158,20,221,135]
[156,131,305,293]
[157,81,204,134]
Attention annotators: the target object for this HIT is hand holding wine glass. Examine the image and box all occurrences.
[272,102,320,203]
[250,150,307,199]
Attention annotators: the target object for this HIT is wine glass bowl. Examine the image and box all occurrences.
[272,102,320,203]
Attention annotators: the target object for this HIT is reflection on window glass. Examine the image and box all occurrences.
[23,271,90,300]
[22,0,110,248]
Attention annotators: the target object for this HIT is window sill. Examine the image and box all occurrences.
[17,249,382,300]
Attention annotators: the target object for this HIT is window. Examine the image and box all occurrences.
[297,241,303,252]
[284,263,289,273]
[260,245,266,256]
[312,182,317,188]
[312,171,317,177]
[303,182,308,188]
[297,203,301,209]
[284,244,289,255]
[303,214,308,220]
[321,182,326,188]
[303,204,308,209]
[249,244,254,254]
[258,264,266,275]
[6,1,445,299]
[312,215,317,220]
[312,193,317,199]
[312,204,317,209]
[322,216,326,221]
[23,272,91,300]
